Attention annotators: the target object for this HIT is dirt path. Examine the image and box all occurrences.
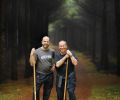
[75,54,120,100]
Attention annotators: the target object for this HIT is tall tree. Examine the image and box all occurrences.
[0,0,63,81]
[100,0,109,71]
[115,0,120,75]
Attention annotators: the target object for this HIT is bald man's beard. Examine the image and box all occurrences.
[42,44,49,49]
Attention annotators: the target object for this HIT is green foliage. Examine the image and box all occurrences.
[63,0,79,19]
[89,86,120,100]
[49,0,80,36]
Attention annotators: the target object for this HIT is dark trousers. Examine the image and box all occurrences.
[56,72,76,100]
[33,72,54,100]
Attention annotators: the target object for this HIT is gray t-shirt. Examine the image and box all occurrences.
[34,47,54,74]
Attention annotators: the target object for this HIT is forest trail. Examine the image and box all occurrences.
[75,53,120,100]
[0,53,120,100]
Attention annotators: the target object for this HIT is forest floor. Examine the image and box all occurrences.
[0,52,120,100]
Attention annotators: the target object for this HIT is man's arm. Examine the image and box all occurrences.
[56,54,69,68]
[67,50,78,66]
[50,50,56,72]
[29,48,36,67]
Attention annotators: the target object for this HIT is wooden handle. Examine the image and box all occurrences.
[33,64,36,100]
[63,59,68,100]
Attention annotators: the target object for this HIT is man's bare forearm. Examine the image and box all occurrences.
[56,54,68,68]
[29,48,36,67]
[70,55,78,66]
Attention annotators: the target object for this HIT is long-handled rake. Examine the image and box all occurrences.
[33,64,36,100]
[63,59,68,100]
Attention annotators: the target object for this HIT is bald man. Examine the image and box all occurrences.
[30,36,55,100]
[55,40,78,100]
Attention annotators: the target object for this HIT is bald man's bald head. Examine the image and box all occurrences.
[41,36,50,49]
[42,36,49,42]
[58,40,68,54]
[59,40,67,47]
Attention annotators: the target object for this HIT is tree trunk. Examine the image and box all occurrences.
[100,0,109,71]
[115,0,120,75]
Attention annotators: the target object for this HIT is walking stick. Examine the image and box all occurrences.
[33,64,36,100]
[63,59,68,100]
